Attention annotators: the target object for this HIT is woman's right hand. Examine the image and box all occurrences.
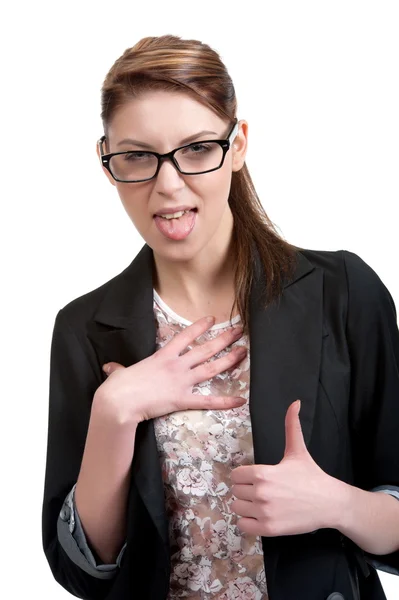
[93,315,247,426]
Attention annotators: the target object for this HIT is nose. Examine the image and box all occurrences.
[154,157,185,192]
[326,594,345,599]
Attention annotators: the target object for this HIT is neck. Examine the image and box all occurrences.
[152,209,236,310]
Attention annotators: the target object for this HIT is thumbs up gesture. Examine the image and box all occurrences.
[230,400,344,537]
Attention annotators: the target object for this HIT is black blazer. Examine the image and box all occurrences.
[42,243,399,600]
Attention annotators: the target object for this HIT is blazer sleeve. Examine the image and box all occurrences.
[42,308,123,599]
[343,250,399,575]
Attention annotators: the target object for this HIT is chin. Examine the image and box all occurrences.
[157,243,198,261]
[150,237,203,262]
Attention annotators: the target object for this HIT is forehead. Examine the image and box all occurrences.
[107,91,226,145]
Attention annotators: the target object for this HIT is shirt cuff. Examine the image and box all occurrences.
[364,485,399,575]
[370,485,399,501]
[57,483,127,578]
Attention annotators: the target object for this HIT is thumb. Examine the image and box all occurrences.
[102,362,125,376]
[283,400,307,458]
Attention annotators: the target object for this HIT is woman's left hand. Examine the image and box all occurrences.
[230,400,345,537]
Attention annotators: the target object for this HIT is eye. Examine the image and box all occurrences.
[123,151,153,161]
[182,143,212,155]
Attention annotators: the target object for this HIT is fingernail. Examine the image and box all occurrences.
[233,325,244,334]
[206,316,215,323]
[102,364,110,374]
[236,346,247,355]
[234,397,245,404]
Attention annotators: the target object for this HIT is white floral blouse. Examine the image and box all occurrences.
[153,289,268,600]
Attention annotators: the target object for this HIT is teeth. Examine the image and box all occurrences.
[159,209,192,220]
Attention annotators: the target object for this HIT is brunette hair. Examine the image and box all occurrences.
[100,34,299,333]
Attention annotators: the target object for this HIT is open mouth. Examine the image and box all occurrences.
[153,208,198,240]
[154,207,198,220]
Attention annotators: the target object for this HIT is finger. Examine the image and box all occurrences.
[102,362,126,375]
[231,484,255,502]
[231,499,258,519]
[189,345,247,385]
[162,315,216,357]
[231,464,269,485]
[183,326,244,370]
[236,517,264,536]
[179,394,246,412]
[284,399,307,457]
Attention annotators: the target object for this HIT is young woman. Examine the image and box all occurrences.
[42,35,399,600]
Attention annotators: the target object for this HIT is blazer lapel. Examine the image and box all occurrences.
[87,244,169,553]
[248,247,324,465]
[86,242,325,589]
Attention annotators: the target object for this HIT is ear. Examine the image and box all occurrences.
[231,119,248,173]
[96,138,116,187]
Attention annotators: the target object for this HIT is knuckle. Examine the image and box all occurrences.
[259,503,272,520]
[206,334,224,355]
[168,397,180,412]
[204,360,217,377]
[163,354,179,372]
[269,521,281,537]
[263,521,276,536]
[230,348,240,360]
[199,343,214,362]
[200,394,213,409]
[254,469,267,483]
[254,485,268,502]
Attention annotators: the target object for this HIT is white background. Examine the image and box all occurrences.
[1,0,398,597]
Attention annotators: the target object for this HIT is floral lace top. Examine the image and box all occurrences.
[153,289,268,600]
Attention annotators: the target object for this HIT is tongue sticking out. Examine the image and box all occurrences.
[154,209,197,240]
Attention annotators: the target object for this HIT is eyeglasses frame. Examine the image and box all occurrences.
[97,118,239,183]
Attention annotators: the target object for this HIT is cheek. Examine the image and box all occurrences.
[116,186,148,227]
[193,168,232,213]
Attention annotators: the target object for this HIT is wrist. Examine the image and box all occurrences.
[92,390,141,431]
[322,476,355,531]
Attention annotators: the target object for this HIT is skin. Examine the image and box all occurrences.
[96,90,248,322]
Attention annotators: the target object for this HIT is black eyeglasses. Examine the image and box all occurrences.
[97,119,239,183]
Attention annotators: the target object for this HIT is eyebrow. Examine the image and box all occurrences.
[116,130,219,149]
